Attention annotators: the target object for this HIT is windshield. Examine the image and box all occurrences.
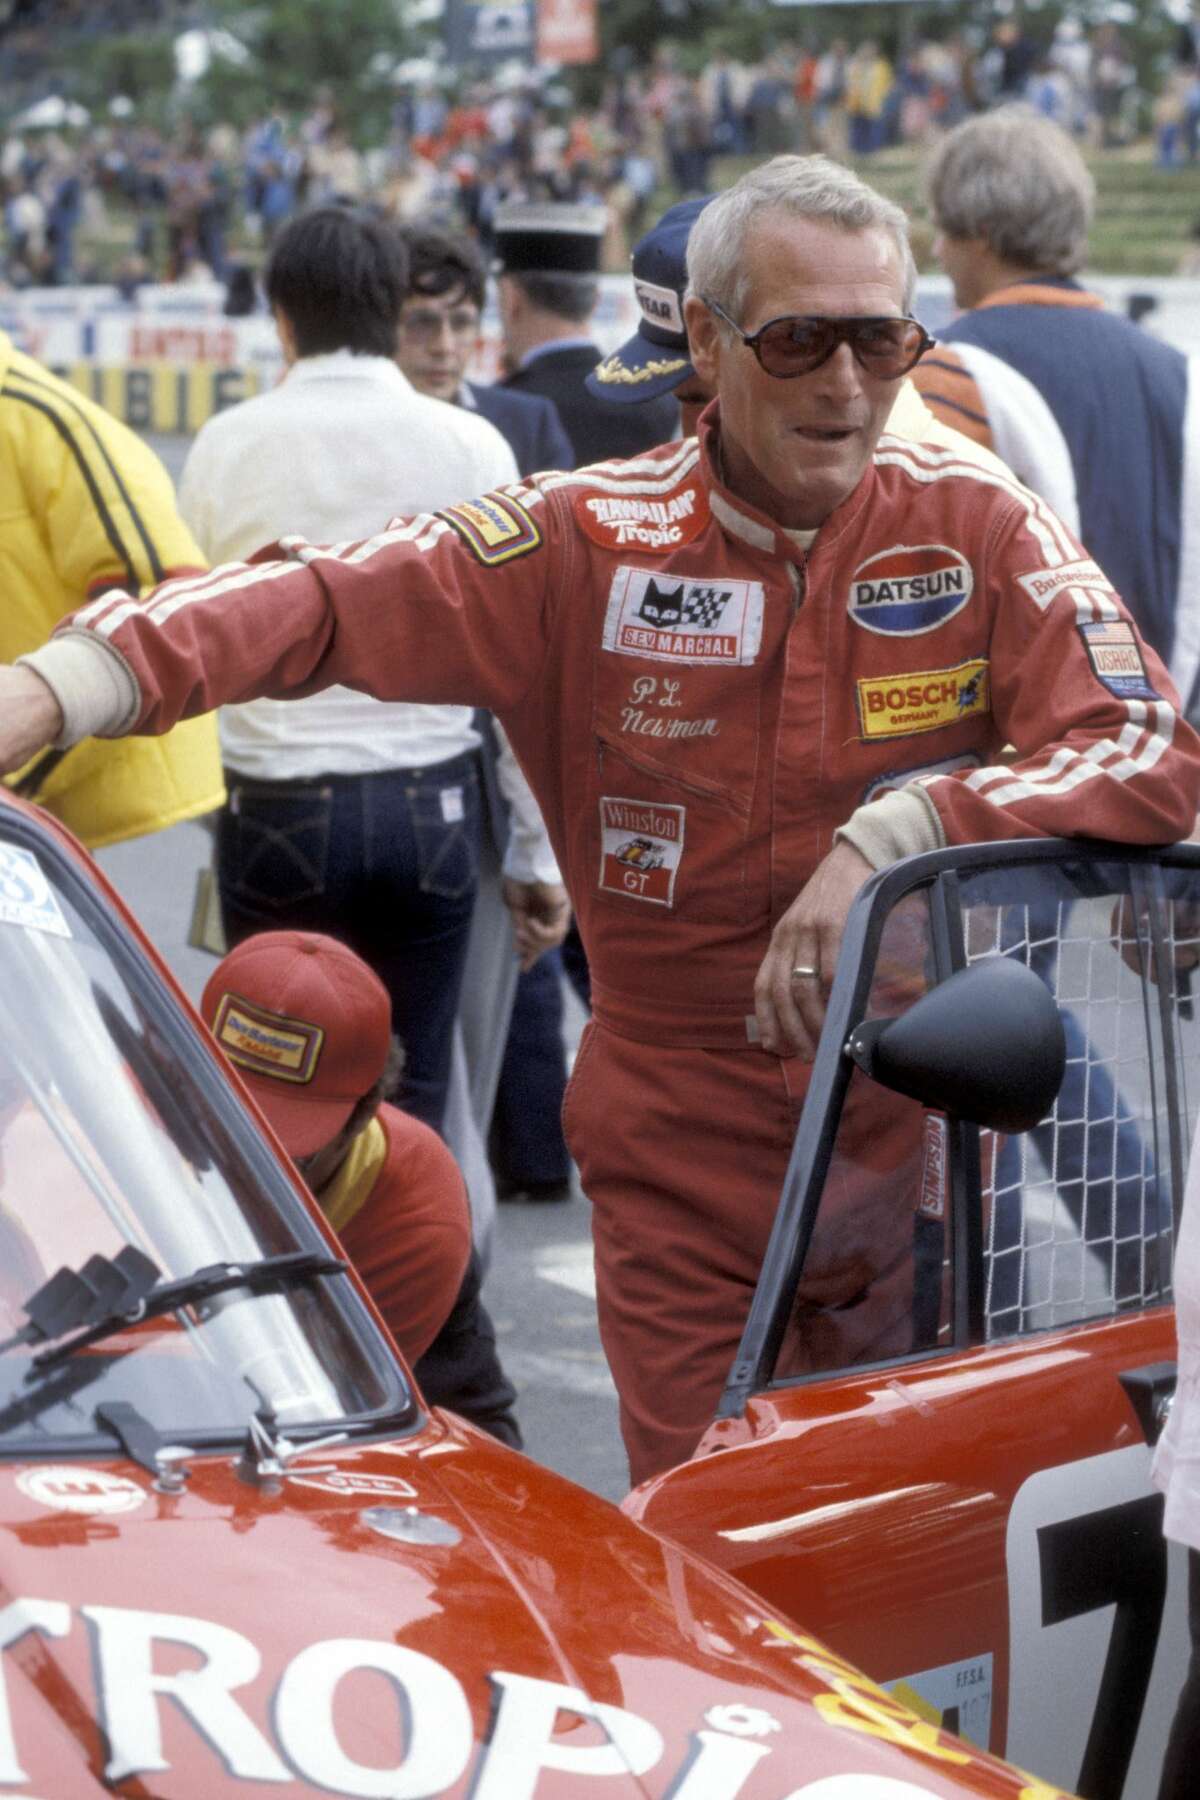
[0,824,405,1452]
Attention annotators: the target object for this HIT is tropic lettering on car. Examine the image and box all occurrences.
[0,1596,831,1797]
[753,1620,1073,1800]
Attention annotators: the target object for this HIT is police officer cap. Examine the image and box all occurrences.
[492,201,606,276]
[585,194,713,406]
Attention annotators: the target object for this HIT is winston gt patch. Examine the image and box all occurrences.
[601,565,763,664]
[212,993,324,1085]
[437,492,541,565]
[857,659,989,740]
[1078,619,1159,700]
[599,797,685,905]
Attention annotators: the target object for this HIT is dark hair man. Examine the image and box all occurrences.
[1,156,1196,1487]
[395,221,574,477]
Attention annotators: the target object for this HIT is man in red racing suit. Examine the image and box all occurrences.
[2,158,1197,1485]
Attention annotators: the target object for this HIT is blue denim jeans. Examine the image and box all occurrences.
[216,753,481,1134]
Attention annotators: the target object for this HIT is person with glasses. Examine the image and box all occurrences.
[0,156,1196,1487]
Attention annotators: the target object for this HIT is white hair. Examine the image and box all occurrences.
[925,106,1093,275]
[685,154,918,322]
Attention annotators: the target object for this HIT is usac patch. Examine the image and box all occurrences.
[437,492,541,565]
[1078,619,1159,700]
[575,480,709,554]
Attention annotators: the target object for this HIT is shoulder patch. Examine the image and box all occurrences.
[1078,620,1160,700]
[437,492,541,565]
[1015,558,1115,612]
[575,479,709,554]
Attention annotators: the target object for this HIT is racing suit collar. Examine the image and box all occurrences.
[696,401,875,564]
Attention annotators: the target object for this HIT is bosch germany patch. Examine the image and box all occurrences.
[437,492,541,565]
[575,481,709,553]
[212,992,324,1085]
[857,658,989,740]
[848,544,973,636]
[601,565,763,665]
[1015,556,1115,612]
[599,797,685,906]
[1078,619,1160,700]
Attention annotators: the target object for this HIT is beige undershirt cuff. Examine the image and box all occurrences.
[835,783,947,870]
[17,633,141,746]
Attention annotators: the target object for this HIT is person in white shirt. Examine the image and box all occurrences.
[178,204,561,1139]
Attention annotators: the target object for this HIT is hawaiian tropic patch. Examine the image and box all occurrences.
[1015,557,1114,612]
[575,481,708,553]
[1078,619,1159,700]
[599,797,685,905]
[212,992,324,1086]
[436,492,541,565]
[848,543,973,636]
[602,565,764,665]
[857,658,989,740]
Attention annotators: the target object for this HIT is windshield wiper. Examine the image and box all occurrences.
[20,1250,347,1371]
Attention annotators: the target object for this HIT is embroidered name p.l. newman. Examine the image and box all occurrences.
[437,492,541,565]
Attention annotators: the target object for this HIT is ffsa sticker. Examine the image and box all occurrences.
[602,565,764,665]
[886,1654,994,1753]
[599,797,684,905]
[848,545,973,636]
[0,844,71,938]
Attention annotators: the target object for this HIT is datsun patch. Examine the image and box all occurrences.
[601,565,763,665]
[599,797,685,905]
[1015,557,1115,612]
[857,658,989,740]
[437,492,541,565]
[575,480,709,553]
[1078,619,1159,700]
[212,992,324,1085]
[848,544,973,635]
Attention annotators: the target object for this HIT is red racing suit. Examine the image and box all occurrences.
[41,411,1200,1484]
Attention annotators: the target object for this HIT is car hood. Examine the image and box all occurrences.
[0,1415,1066,1797]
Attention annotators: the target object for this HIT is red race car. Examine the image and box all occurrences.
[0,785,1183,1797]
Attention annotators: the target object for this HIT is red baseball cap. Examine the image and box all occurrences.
[201,931,392,1159]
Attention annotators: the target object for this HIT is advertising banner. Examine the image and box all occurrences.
[536,0,598,65]
[443,0,534,65]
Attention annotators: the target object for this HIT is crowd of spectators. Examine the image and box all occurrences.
[2,10,1200,293]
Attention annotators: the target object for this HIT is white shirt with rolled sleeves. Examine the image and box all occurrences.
[175,349,558,885]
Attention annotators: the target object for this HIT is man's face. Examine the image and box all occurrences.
[396,283,481,400]
[685,214,908,530]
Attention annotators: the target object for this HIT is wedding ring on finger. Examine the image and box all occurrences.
[790,965,820,981]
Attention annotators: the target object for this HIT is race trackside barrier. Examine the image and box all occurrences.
[3,273,1198,430]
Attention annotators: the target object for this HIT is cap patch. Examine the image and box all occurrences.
[591,352,690,389]
[857,659,989,740]
[437,492,541,565]
[213,992,324,1086]
[634,278,684,336]
[848,545,973,636]
[576,480,708,552]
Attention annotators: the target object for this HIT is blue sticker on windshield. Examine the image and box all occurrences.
[0,844,72,938]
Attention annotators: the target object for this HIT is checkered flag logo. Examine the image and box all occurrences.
[682,586,731,628]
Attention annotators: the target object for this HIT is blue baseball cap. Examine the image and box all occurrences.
[586,195,713,405]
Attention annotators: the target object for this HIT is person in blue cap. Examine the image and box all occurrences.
[585,196,715,435]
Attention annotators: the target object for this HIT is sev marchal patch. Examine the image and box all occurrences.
[437,492,542,565]
[212,991,325,1085]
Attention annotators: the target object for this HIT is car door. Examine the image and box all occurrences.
[628,840,1200,1800]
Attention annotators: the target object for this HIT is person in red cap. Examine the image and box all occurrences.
[201,929,471,1368]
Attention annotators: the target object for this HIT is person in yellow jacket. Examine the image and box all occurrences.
[0,329,223,847]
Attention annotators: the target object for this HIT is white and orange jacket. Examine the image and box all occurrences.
[26,407,1200,1049]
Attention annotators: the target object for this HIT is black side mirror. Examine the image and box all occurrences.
[845,958,1066,1133]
